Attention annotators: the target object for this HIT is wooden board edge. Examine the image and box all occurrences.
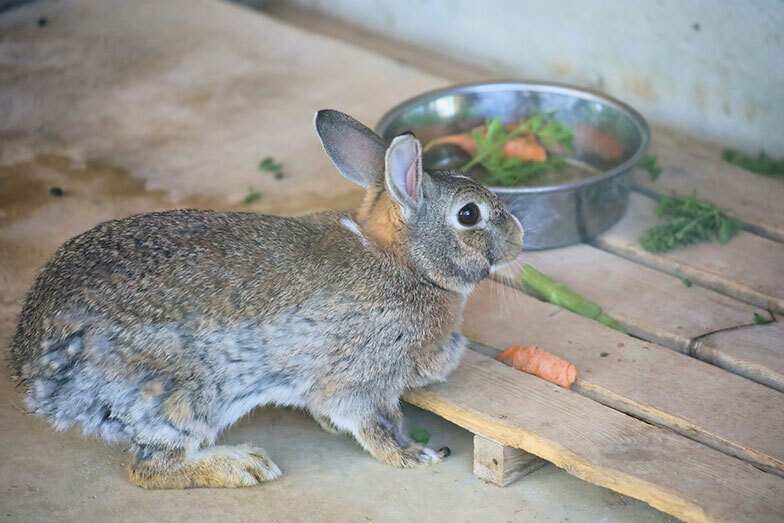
[589,238,784,314]
[693,339,784,394]
[571,379,784,478]
[402,386,714,523]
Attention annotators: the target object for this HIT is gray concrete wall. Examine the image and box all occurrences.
[278,0,784,154]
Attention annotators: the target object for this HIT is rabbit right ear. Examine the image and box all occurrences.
[314,110,387,188]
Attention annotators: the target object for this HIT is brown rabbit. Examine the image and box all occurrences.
[10,110,523,489]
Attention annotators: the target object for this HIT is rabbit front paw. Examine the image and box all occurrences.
[397,443,452,468]
[355,408,451,468]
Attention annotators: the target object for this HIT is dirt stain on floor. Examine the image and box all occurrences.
[1,154,246,224]
[0,152,363,307]
[0,153,363,225]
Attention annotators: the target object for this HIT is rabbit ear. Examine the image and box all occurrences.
[384,134,423,216]
[314,110,387,188]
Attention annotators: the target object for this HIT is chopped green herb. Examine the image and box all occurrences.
[259,156,283,173]
[411,428,430,444]
[681,278,692,288]
[640,190,740,253]
[639,155,663,181]
[753,312,772,325]
[243,187,261,204]
[461,115,573,187]
[722,149,784,177]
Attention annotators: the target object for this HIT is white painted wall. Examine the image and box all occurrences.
[282,0,784,154]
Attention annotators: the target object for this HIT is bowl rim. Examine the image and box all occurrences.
[375,80,651,194]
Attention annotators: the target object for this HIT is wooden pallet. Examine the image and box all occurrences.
[404,348,784,522]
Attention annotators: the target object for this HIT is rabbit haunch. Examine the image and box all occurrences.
[10,110,523,489]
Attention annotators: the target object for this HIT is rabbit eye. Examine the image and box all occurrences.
[457,203,480,226]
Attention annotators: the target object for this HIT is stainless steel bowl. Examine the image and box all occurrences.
[375,81,650,250]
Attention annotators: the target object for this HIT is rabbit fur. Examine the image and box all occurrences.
[9,110,523,489]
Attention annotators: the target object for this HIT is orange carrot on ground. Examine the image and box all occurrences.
[496,345,578,389]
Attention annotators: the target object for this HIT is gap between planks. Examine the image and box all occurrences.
[464,279,784,478]
[633,128,784,243]
[591,192,784,314]
[691,322,784,392]
[498,243,782,392]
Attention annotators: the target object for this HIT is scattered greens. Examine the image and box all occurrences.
[722,149,784,177]
[259,156,283,173]
[520,265,626,333]
[461,115,573,186]
[639,155,662,181]
[411,428,430,444]
[243,187,261,204]
[640,190,740,253]
[753,312,772,325]
[681,278,693,288]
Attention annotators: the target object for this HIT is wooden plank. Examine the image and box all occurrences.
[403,349,784,522]
[496,245,781,391]
[592,192,784,313]
[497,244,761,353]
[462,280,784,477]
[472,435,548,487]
[694,323,784,393]
[635,128,784,242]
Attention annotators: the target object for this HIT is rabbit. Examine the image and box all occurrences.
[9,109,524,489]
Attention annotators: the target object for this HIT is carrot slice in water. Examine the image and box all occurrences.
[496,345,578,389]
[423,132,478,156]
[424,131,548,163]
[502,135,547,162]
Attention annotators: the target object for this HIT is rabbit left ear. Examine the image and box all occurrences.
[314,110,387,188]
[384,134,423,217]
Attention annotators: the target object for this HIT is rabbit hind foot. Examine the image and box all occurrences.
[129,443,281,489]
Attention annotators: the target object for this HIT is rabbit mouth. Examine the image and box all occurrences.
[489,255,520,274]
[489,237,524,273]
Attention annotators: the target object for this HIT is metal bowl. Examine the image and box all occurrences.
[375,81,650,250]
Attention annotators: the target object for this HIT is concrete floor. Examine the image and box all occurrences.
[0,1,677,521]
